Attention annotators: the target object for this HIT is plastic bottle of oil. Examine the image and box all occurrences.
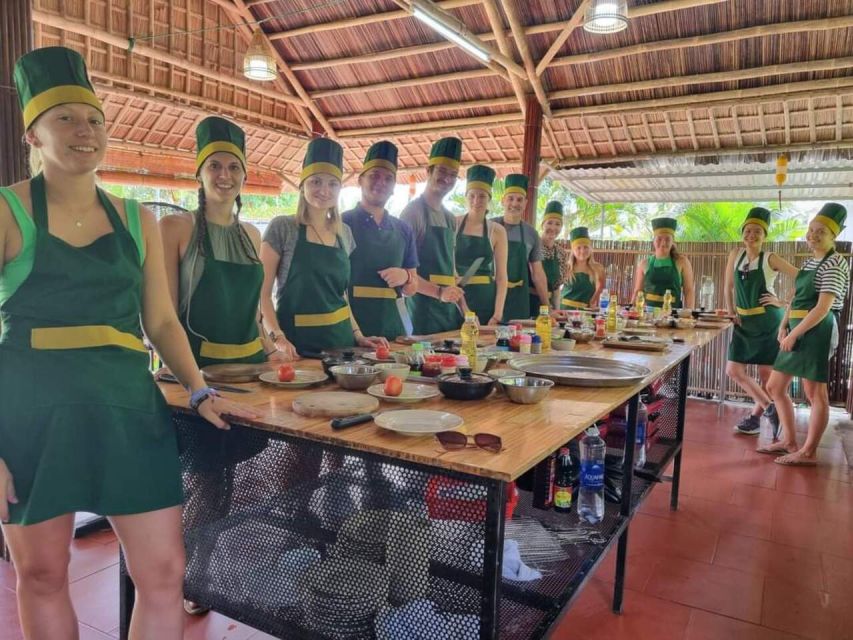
[662,289,673,316]
[606,294,618,334]
[535,305,552,353]
[635,290,645,315]
[460,311,479,370]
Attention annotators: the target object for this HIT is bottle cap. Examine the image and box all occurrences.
[531,335,541,343]
[539,305,549,314]
[412,343,423,352]
[585,426,600,437]
[465,311,476,319]
[520,334,532,343]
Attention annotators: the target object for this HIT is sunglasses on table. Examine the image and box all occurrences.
[435,431,503,453]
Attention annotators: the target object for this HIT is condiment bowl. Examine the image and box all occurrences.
[329,364,380,390]
[499,376,554,404]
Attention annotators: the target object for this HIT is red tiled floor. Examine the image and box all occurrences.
[1,398,850,639]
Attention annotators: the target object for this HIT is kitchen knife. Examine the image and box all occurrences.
[394,286,414,336]
[330,408,403,430]
[457,257,485,288]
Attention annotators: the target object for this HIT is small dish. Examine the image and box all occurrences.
[551,338,576,352]
[366,383,440,404]
[258,370,328,389]
[374,409,463,435]
[373,362,412,382]
[361,351,396,363]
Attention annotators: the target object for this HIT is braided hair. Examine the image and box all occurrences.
[195,187,260,263]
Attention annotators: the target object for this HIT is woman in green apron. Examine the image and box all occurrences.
[160,116,286,368]
[631,217,696,309]
[344,141,419,340]
[0,46,253,639]
[537,201,567,310]
[762,203,850,466]
[455,164,507,325]
[723,208,798,437]
[260,138,387,354]
[562,226,605,310]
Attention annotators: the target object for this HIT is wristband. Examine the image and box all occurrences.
[190,386,219,411]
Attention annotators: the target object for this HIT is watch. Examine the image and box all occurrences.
[190,386,219,411]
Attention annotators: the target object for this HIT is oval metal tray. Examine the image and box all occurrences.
[507,355,651,387]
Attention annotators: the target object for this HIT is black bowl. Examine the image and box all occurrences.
[321,350,366,377]
[437,367,495,401]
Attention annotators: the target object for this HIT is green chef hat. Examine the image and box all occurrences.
[361,140,397,175]
[813,202,847,236]
[301,137,343,184]
[466,164,496,193]
[543,200,564,223]
[14,46,103,130]
[570,226,590,247]
[652,217,677,236]
[741,207,771,232]
[195,116,246,174]
[504,173,528,197]
[428,137,462,170]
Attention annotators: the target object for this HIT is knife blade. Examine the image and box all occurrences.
[157,373,252,394]
[394,287,414,336]
[457,256,485,288]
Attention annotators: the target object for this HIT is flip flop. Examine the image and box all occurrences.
[774,454,817,467]
[756,444,794,456]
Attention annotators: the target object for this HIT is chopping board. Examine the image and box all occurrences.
[202,362,275,383]
[292,391,379,418]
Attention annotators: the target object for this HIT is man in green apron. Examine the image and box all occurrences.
[632,217,696,309]
[765,203,849,466]
[537,200,565,310]
[562,227,601,310]
[494,174,550,321]
[343,142,418,339]
[401,138,465,335]
[456,164,507,324]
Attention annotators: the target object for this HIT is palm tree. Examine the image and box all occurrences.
[669,202,807,241]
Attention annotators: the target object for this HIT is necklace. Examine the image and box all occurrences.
[308,222,332,247]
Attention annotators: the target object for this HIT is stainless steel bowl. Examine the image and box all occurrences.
[329,364,380,390]
[498,376,554,404]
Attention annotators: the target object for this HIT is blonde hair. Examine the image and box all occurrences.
[28,146,43,177]
[296,190,342,235]
[565,244,600,284]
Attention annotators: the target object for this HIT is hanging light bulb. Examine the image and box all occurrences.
[583,0,629,34]
[775,154,788,210]
[243,30,277,81]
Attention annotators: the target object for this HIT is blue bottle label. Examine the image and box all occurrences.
[580,461,604,490]
[636,419,646,445]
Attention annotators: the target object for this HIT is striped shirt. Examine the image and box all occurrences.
[801,252,849,311]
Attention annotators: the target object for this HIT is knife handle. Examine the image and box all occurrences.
[330,413,374,430]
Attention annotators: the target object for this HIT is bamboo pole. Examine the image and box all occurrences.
[480,0,528,114]
[549,56,853,100]
[327,96,519,124]
[338,112,525,138]
[535,0,590,77]
[310,68,495,99]
[498,0,553,118]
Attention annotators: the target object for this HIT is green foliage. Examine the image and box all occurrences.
[656,202,808,242]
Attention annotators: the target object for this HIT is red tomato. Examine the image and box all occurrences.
[376,345,391,360]
[277,364,296,382]
[384,375,403,397]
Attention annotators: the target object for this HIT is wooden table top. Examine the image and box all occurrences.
[160,325,728,482]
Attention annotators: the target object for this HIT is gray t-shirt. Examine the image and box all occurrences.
[262,215,355,300]
[400,195,456,249]
[494,216,542,262]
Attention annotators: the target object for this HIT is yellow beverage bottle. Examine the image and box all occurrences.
[606,294,618,333]
[535,305,552,353]
[662,289,673,316]
[460,311,479,370]
[635,291,645,315]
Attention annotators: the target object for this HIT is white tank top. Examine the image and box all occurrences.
[734,249,778,296]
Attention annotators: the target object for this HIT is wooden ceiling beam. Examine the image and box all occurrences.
[311,68,495,99]
[535,0,590,77]
[837,96,844,142]
[498,0,553,117]
[338,112,524,138]
[686,111,699,150]
[480,0,528,115]
[327,97,518,125]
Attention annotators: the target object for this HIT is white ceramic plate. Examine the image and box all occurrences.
[258,370,328,388]
[361,351,396,363]
[366,383,440,404]
[374,409,463,435]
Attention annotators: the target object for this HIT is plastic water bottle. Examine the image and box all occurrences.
[700,276,715,311]
[635,402,648,468]
[578,426,606,524]
[599,288,610,315]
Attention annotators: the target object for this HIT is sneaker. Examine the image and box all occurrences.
[733,414,761,435]
[764,403,781,440]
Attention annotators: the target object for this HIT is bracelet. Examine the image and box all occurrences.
[437,285,445,300]
[264,349,277,357]
[189,386,219,411]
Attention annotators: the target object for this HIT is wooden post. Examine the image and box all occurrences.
[1,0,32,185]
[521,95,542,224]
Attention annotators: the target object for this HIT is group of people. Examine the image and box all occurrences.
[0,46,850,639]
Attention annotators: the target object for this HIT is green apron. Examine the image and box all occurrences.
[531,244,562,313]
[348,211,406,340]
[500,220,532,321]
[0,175,181,525]
[562,271,595,310]
[773,251,838,383]
[643,255,683,308]
[455,215,496,325]
[276,224,354,353]
[407,203,460,335]
[182,224,264,368]
[728,250,784,365]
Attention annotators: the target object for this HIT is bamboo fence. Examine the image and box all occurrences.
[559,240,853,407]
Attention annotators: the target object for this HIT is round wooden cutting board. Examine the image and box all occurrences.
[201,363,274,383]
[292,391,379,418]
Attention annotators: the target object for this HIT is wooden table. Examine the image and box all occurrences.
[118,325,729,640]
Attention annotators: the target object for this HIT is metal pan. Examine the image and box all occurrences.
[507,355,651,387]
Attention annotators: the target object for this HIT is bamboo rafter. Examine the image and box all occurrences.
[479,0,527,115]
[498,0,553,118]
[535,0,591,77]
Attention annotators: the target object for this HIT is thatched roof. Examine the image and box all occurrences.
[31,0,853,196]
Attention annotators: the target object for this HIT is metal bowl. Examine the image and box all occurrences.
[498,376,554,404]
[329,364,380,390]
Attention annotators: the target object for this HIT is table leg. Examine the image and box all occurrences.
[480,480,506,640]
[612,394,638,614]
[670,356,691,511]
[718,325,730,417]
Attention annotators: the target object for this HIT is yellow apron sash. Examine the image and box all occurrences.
[645,292,665,302]
[507,280,524,289]
[736,306,766,316]
[199,337,264,360]
[294,304,351,328]
[465,275,492,285]
[31,325,147,353]
[562,299,587,309]
[428,274,456,286]
[352,285,398,299]
[789,309,810,319]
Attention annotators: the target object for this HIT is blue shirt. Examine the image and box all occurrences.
[342,206,419,269]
